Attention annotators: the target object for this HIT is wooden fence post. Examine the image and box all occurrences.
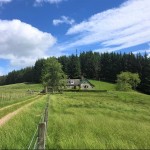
[37,122,46,150]
[44,108,48,126]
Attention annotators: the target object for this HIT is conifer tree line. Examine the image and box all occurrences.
[0,51,150,94]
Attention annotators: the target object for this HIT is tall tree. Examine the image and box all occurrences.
[80,51,100,79]
[68,54,81,78]
[58,56,69,76]
[41,57,66,93]
[33,59,45,83]
[138,53,150,94]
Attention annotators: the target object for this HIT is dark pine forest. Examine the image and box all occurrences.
[0,51,150,94]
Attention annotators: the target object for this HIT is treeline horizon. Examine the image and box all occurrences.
[0,51,150,94]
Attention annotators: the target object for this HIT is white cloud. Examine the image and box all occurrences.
[0,0,12,6]
[0,0,11,2]
[132,49,150,58]
[0,19,56,68]
[53,16,75,26]
[34,0,65,6]
[61,0,150,53]
[132,49,150,54]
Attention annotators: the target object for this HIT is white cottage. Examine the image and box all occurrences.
[66,79,94,90]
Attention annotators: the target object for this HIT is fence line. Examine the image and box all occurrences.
[33,137,38,149]
[27,127,38,150]
[28,95,50,150]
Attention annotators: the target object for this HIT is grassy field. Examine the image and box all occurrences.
[0,83,46,149]
[0,95,47,149]
[46,80,150,149]
[0,83,42,108]
[89,80,116,91]
[0,81,150,149]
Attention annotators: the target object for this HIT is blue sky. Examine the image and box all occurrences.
[0,0,150,75]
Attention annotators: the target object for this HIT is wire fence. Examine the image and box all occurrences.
[28,95,50,150]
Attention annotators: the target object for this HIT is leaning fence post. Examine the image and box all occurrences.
[37,122,46,150]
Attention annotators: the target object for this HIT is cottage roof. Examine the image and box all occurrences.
[81,79,95,87]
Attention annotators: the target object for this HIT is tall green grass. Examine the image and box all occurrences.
[0,83,43,108]
[46,91,150,149]
[0,95,47,149]
[89,80,116,90]
[0,95,42,118]
[0,81,150,149]
[0,83,42,91]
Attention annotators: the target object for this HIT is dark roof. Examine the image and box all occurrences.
[81,79,95,87]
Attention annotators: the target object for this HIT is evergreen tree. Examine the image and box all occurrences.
[58,56,69,76]
[138,53,150,94]
[0,51,150,94]
[33,59,45,83]
[68,54,81,78]
[80,51,100,79]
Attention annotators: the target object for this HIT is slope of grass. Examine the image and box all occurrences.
[0,83,43,108]
[89,80,116,91]
[0,83,42,91]
[0,81,150,149]
[0,95,42,118]
[0,95,47,149]
[46,88,150,149]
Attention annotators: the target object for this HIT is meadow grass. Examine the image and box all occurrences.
[89,80,116,91]
[0,83,43,108]
[46,90,150,149]
[0,81,150,149]
[0,82,42,91]
[0,95,48,149]
[0,95,42,118]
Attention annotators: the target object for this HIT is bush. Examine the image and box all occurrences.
[116,82,132,91]
[116,72,140,91]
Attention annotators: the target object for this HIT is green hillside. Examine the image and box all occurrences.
[89,80,116,90]
[0,83,43,108]
[46,82,150,149]
[0,81,150,149]
[0,83,42,91]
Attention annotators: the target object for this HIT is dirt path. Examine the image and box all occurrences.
[0,95,40,111]
[0,96,41,127]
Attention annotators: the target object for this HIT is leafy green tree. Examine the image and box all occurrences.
[41,57,66,93]
[128,73,141,90]
[116,72,141,91]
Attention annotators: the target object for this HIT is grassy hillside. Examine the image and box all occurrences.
[0,82,48,149]
[0,95,47,149]
[0,83,43,108]
[46,81,150,149]
[89,80,116,90]
[0,81,150,149]
[0,82,42,91]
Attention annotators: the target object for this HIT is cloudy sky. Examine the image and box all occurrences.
[0,0,150,75]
